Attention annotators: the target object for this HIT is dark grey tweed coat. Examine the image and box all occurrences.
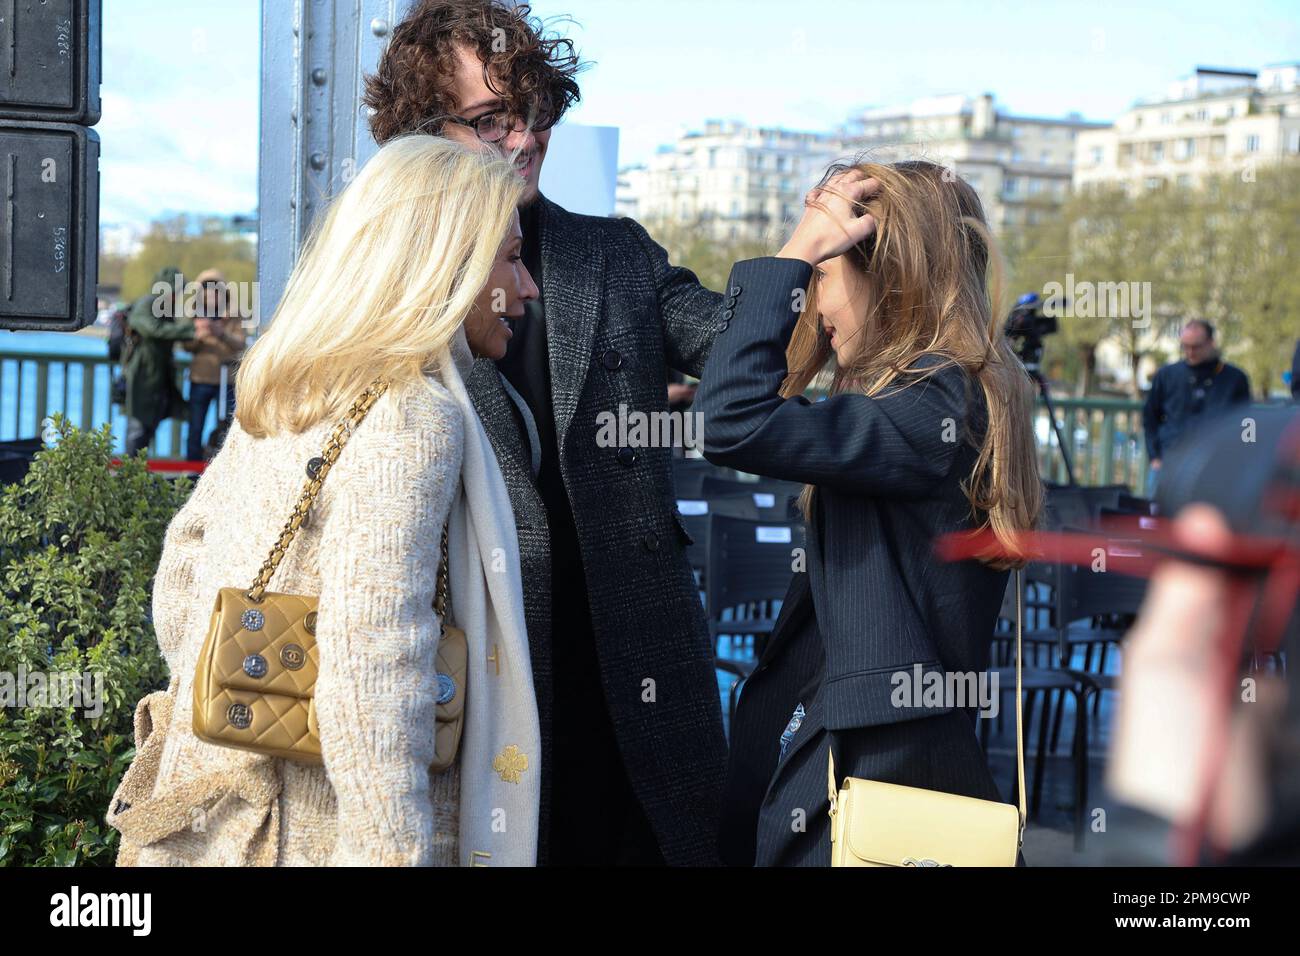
[465,195,727,866]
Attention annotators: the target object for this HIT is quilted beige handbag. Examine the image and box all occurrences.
[191,378,467,768]
[827,570,1027,866]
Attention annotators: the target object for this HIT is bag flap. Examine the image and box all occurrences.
[210,587,318,698]
[841,777,1020,867]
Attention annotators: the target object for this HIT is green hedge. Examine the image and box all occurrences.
[0,415,190,865]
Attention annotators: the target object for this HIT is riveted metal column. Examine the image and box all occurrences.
[258,0,407,330]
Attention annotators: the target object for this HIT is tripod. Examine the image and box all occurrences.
[1017,339,1076,487]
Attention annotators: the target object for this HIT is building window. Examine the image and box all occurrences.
[1288,130,1300,153]
[1090,146,1103,164]
[1245,134,1260,153]
[1151,141,1164,162]
[1004,176,1019,195]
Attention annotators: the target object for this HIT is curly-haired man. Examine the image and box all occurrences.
[365,1,726,866]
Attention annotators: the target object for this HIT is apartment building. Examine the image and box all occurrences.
[1073,64,1300,192]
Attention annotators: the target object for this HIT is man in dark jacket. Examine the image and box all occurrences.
[1142,319,1251,494]
[364,0,726,866]
[124,266,195,456]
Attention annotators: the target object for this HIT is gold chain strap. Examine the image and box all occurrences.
[434,520,451,634]
[246,379,390,602]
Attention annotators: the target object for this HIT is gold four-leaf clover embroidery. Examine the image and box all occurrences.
[493,745,528,784]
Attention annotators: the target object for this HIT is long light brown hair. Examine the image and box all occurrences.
[782,159,1042,567]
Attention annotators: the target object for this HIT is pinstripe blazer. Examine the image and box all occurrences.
[696,257,1011,866]
[464,196,728,866]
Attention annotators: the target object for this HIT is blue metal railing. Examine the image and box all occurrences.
[0,349,196,459]
[1,348,1168,488]
[1033,396,1149,492]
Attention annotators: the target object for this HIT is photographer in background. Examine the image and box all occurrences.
[124,266,195,457]
[1142,320,1251,496]
[182,269,246,461]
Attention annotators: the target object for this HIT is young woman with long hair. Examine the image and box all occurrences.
[696,160,1043,866]
[108,135,543,866]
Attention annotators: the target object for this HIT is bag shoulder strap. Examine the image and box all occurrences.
[246,379,389,602]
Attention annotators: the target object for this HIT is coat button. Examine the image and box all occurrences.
[602,349,623,370]
[725,296,737,309]
[730,285,742,296]
[723,308,735,320]
[718,321,730,332]
[306,456,325,478]
[643,532,660,552]
[617,447,637,466]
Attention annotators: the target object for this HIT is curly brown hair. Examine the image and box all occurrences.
[364,0,584,145]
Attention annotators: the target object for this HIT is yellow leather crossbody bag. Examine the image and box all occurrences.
[191,379,467,770]
[828,570,1027,866]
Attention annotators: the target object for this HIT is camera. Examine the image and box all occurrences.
[1004,292,1061,369]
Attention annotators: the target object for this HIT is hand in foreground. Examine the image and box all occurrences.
[1107,504,1280,853]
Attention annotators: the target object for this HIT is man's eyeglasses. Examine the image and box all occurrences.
[444,96,557,144]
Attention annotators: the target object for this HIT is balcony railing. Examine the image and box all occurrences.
[2,348,1163,490]
[1033,395,1150,492]
[0,348,198,460]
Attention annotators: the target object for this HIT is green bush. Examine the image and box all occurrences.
[0,415,190,866]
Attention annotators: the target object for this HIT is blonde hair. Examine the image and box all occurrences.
[782,160,1043,568]
[236,134,524,436]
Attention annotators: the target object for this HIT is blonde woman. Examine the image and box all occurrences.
[106,135,542,866]
[697,161,1043,866]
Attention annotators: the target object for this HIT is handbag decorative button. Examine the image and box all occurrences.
[242,654,268,678]
[436,673,456,705]
[280,643,306,670]
[241,609,265,631]
[227,703,253,729]
[303,611,317,634]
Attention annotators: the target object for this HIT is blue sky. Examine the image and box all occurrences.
[100,0,1299,227]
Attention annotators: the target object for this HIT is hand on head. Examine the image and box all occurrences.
[779,169,880,266]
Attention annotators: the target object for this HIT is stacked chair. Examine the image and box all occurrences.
[985,484,1152,849]
[673,459,805,728]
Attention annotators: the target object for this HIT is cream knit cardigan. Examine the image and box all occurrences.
[107,329,541,866]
